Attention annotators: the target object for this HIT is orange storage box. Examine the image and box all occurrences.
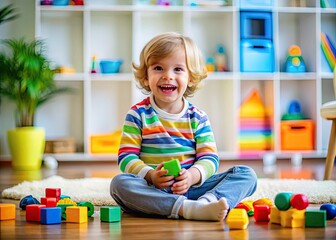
[90,130,122,154]
[280,120,314,150]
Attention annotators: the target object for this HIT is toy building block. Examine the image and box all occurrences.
[0,204,16,220]
[40,197,57,207]
[226,208,249,230]
[270,206,281,225]
[57,204,74,220]
[235,200,254,216]
[77,201,94,217]
[66,206,88,223]
[45,188,61,201]
[320,203,336,220]
[60,194,71,200]
[26,204,46,222]
[253,198,273,208]
[305,210,326,228]
[40,207,62,225]
[163,159,181,177]
[290,193,309,210]
[57,198,77,206]
[254,205,270,222]
[275,192,293,210]
[19,195,40,210]
[280,208,305,228]
[100,206,121,222]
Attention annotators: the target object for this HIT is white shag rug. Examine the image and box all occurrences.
[1,176,336,205]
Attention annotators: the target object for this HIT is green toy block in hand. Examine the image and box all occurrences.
[163,159,181,178]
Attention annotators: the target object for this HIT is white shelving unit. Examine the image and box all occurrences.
[0,0,335,161]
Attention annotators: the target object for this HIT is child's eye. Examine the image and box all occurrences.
[175,67,183,72]
[153,66,163,71]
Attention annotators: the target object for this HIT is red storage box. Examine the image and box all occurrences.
[281,120,314,150]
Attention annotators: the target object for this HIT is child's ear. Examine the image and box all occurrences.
[188,81,193,87]
[144,78,149,86]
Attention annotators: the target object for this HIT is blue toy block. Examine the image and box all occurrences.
[40,207,62,225]
[100,206,121,222]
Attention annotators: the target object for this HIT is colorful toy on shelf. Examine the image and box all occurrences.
[100,59,123,74]
[239,89,273,153]
[320,203,336,220]
[321,32,336,71]
[215,44,228,72]
[281,100,305,120]
[90,129,122,154]
[285,45,306,73]
[91,55,97,73]
[205,57,215,72]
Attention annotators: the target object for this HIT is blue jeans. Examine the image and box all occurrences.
[110,165,257,219]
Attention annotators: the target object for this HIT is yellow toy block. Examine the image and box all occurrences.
[90,130,122,153]
[66,206,88,223]
[226,208,249,230]
[0,204,16,220]
[280,208,305,228]
[270,206,281,224]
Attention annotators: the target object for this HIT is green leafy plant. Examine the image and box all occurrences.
[0,4,19,25]
[0,38,73,127]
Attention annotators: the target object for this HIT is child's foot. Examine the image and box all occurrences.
[182,198,229,221]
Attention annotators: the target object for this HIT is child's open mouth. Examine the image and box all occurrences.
[159,85,177,93]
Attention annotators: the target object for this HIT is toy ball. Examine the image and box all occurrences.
[290,193,309,210]
[19,195,40,210]
[44,156,58,169]
[320,203,336,220]
[275,192,293,210]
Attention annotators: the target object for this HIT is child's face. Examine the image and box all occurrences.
[145,46,190,114]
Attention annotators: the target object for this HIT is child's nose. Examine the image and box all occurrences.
[162,70,173,80]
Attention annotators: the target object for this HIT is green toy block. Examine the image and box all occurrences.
[305,210,326,228]
[100,206,121,222]
[274,192,293,210]
[163,159,181,177]
[57,204,74,220]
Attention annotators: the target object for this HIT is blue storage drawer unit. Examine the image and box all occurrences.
[240,39,274,72]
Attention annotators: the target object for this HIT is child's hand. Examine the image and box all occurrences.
[171,168,193,195]
[148,163,175,189]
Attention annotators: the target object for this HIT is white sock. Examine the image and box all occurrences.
[182,198,229,221]
[197,193,218,203]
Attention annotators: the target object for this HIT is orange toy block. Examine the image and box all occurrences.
[280,208,305,228]
[66,206,88,223]
[0,204,16,220]
[270,206,281,224]
[226,208,249,230]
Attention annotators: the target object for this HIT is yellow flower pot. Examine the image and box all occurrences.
[7,127,45,170]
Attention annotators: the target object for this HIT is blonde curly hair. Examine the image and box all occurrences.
[132,32,207,97]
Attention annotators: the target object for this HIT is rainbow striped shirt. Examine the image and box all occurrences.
[118,94,219,184]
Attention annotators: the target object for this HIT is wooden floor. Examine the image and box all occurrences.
[1,159,336,239]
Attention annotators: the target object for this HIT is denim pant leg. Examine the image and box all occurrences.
[110,173,186,219]
[187,165,257,209]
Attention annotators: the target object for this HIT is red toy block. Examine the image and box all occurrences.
[0,204,16,220]
[254,205,270,222]
[40,197,57,207]
[26,204,46,222]
[290,193,309,210]
[45,188,61,200]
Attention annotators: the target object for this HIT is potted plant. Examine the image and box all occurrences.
[0,38,72,170]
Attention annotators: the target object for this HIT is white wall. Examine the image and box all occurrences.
[0,0,35,155]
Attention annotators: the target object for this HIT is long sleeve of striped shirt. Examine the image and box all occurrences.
[117,94,219,185]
